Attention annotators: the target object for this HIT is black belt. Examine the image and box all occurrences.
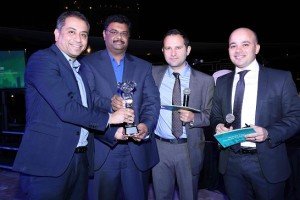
[155,135,187,144]
[75,146,87,153]
[236,148,257,154]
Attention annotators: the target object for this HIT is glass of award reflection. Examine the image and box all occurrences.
[117,81,138,136]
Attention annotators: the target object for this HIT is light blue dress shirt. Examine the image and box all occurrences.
[155,63,191,139]
[108,53,124,84]
[62,52,89,147]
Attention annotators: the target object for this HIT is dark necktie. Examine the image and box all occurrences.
[231,70,249,151]
[172,72,182,138]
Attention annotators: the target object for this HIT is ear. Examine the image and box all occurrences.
[102,30,106,40]
[255,44,260,55]
[54,29,59,42]
[187,46,191,56]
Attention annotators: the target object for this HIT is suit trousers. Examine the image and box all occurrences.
[88,143,149,200]
[223,151,285,200]
[20,152,89,200]
[152,139,199,200]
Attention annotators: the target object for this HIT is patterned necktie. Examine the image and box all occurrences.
[231,70,249,151]
[172,72,182,138]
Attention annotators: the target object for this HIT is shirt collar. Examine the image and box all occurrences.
[60,51,81,72]
[108,51,125,65]
[235,59,259,75]
[167,62,191,78]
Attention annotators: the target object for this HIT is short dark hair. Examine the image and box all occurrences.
[56,11,90,31]
[103,14,131,32]
[162,29,190,47]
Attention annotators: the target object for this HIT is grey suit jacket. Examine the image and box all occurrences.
[152,65,215,175]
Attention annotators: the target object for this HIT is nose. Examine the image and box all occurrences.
[171,49,177,56]
[74,33,82,42]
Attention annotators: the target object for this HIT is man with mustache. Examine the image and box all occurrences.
[81,14,160,200]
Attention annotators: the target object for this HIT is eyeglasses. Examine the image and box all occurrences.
[106,29,129,38]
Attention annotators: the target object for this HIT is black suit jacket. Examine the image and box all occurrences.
[210,65,300,183]
[13,45,111,177]
[81,49,160,171]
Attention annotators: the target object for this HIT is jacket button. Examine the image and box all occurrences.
[76,131,80,135]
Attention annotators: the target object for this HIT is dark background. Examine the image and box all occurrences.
[1,1,300,42]
[0,0,300,86]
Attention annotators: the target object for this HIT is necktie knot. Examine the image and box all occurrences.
[69,59,78,69]
[238,70,249,80]
[173,72,180,79]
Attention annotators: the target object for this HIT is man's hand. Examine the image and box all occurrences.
[215,123,232,134]
[131,123,148,142]
[111,95,125,111]
[108,108,134,124]
[245,125,269,142]
[178,109,194,123]
[114,127,129,140]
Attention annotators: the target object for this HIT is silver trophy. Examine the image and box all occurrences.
[117,81,138,136]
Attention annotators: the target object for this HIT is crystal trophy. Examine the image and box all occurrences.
[117,81,138,136]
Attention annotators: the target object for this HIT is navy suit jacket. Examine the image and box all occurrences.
[152,65,215,175]
[210,65,300,183]
[13,44,111,177]
[81,49,160,171]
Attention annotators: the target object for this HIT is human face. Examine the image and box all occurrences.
[54,16,89,59]
[228,28,260,69]
[103,22,129,55]
[162,34,191,72]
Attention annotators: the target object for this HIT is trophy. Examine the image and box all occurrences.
[117,81,138,136]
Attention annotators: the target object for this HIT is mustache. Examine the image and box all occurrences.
[113,39,125,44]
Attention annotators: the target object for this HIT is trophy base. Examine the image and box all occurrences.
[125,125,138,136]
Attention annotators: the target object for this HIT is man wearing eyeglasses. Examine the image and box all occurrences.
[81,14,160,200]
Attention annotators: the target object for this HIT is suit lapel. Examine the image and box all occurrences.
[79,70,92,107]
[101,51,119,93]
[154,66,167,88]
[188,69,197,108]
[255,66,268,124]
[226,73,235,114]
[122,54,135,82]
[51,45,84,103]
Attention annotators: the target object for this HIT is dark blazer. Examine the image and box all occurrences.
[210,65,300,183]
[152,65,215,175]
[13,44,111,177]
[81,49,160,171]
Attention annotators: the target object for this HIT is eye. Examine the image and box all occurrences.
[107,29,118,35]
[229,44,236,49]
[175,46,183,50]
[81,33,88,39]
[110,30,118,35]
[120,32,129,37]
[68,30,75,35]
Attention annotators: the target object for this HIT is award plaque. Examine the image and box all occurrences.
[117,81,138,136]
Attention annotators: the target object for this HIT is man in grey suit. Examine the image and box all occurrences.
[152,29,215,200]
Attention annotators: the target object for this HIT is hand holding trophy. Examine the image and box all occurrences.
[117,81,138,136]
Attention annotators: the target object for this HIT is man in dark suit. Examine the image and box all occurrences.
[12,11,132,200]
[151,29,215,200]
[80,14,160,200]
[210,27,300,200]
